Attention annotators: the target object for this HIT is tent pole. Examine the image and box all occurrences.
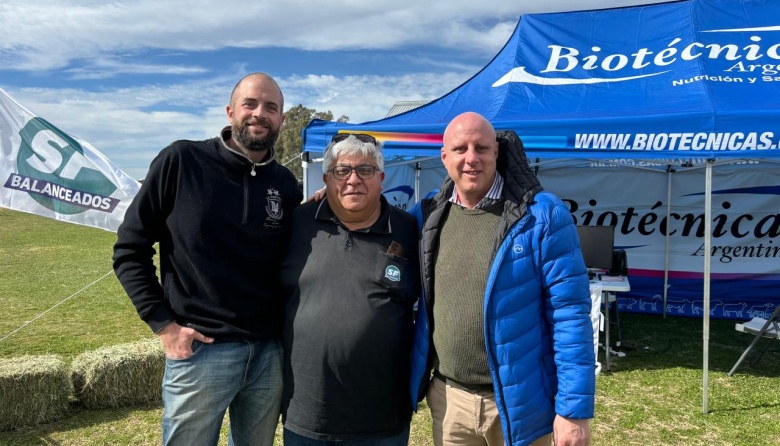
[415,162,421,204]
[702,159,713,414]
[663,166,673,318]
[302,157,310,200]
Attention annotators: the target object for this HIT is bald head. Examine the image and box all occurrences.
[443,112,496,147]
[440,112,499,209]
[230,72,284,111]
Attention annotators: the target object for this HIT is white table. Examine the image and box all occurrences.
[590,275,631,373]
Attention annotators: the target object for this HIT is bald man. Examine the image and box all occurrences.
[114,72,302,446]
[409,112,595,446]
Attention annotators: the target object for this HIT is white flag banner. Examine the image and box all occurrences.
[0,88,140,232]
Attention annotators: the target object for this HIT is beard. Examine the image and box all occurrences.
[232,118,280,153]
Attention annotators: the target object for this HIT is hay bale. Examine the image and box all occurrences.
[71,338,164,409]
[0,355,71,431]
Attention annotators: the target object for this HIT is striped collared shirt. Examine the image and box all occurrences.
[450,173,504,209]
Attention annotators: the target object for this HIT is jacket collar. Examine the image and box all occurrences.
[495,130,543,206]
[219,125,276,167]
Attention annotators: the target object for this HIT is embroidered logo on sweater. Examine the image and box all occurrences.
[264,187,283,228]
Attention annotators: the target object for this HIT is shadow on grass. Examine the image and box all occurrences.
[722,400,780,412]
[0,401,162,446]
[601,312,780,377]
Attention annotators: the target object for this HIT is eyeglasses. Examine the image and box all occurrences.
[330,133,377,145]
[329,165,378,180]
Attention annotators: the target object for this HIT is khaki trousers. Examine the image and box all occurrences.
[427,376,552,446]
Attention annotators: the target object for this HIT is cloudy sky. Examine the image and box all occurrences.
[1,0,672,179]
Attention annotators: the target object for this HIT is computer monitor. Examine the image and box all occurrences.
[576,225,614,270]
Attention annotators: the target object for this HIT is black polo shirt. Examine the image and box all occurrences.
[280,196,420,441]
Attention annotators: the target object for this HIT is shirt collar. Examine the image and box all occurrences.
[449,173,504,209]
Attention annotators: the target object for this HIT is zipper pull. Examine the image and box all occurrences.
[251,164,257,176]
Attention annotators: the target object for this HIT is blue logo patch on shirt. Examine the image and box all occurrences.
[384,265,401,282]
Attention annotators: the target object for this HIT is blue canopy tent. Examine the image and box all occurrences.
[304,0,780,158]
[302,0,780,412]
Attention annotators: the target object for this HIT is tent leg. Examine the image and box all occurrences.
[415,162,421,204]
[702,160,713,415]
[663,166,673,318]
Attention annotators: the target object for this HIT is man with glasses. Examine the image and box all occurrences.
[280,133,420,445]
[113,72,302,445]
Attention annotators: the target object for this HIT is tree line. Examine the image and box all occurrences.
[276,104,348,181]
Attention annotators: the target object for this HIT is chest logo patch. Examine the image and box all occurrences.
[384,265,401,282]
[264,187,283,228]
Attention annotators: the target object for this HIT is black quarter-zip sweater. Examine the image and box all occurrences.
[113,129,302,339]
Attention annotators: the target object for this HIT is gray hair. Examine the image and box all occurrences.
[322,135,384,173]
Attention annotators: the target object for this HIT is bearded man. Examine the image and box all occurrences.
[113,72,302,446]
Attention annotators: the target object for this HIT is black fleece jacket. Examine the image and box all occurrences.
[113,132,302,339]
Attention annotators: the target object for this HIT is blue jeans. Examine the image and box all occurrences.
[282,427,410,446]
[161,338,283,446]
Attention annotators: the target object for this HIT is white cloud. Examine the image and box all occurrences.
[282,71,473,123]
[1,1,504,71]
[65,57,209,80]
[0,1,674,71]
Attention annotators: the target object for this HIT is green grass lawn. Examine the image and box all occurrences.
[1,208,778,445]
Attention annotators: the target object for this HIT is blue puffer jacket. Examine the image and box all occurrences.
[409,131,595,446]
